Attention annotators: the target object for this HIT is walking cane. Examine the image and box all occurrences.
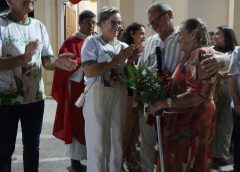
[156,110,164,172]
[155,46,165,172]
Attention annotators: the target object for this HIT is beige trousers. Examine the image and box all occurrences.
[213,79,233,160]
[83,84,127,172]
[122,96,141,171]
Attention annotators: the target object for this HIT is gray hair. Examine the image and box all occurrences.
[97,6,119,26]
[180,18,209,46]
[147,2,172,14]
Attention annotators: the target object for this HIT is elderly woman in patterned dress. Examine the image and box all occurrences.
[149,18,218,172]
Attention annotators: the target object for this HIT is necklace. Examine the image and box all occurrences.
[99,35,120,54]
[110,42,119,54]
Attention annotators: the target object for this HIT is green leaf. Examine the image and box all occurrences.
[124,65,168,104]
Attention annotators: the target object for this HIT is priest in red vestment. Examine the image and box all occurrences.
[51,10,96,172]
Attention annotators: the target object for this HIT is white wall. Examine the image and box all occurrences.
[232,0,240,42]
[163,0,188,26]
[120,0,153,36]
[120,0,231,37]
[188,0,229,32]
[35,0,54,47]
[132,0,154,36]
[78,0,97,15]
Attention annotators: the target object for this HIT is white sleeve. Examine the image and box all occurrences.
[81,36,98,64]
[39,23,54,57]
[137,35,159,70]
[229,47,240,76]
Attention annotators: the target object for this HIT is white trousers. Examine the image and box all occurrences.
[83,84,127,172]
[139,115,156,172]
[64,138,87,161]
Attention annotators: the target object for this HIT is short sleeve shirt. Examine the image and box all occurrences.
[137,27,183,74]
[81,35,128,86]
[0,14,54,105]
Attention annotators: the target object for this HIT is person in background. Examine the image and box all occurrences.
[212,25,238,168]
[149,18,218,172]
[229,46,240,172]
[121,22,145,48]
[81,6,143,172]
[0,0,76,172]
[117,22,125,40]
[121,22,146,171]
[137,2,229,171]
[208,31,215,46]
[51,10,96,172]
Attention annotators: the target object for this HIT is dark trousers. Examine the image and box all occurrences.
[232,109,240,172]
[0,100,44,172]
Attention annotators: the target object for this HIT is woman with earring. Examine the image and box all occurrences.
[212,26,238,168]
[121,22,146,171]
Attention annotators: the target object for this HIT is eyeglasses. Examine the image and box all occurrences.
[147,12,167,28]
[105,20,124,28]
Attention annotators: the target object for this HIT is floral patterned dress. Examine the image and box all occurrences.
[159,47,217,172]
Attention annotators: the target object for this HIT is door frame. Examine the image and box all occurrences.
[57,0,66,49]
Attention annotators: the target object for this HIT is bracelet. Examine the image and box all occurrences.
[166,98,172,108]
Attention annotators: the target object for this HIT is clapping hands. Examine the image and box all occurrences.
[127,44,144,64]
[23,40,39,63]
[55,53,77,71]
[114,44,144,65]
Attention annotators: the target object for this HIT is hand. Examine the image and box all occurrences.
[24,40,39,63]
[55,53,77,71]
[200,54,220,76]
[148,100,163,114]
[127,44,144,64]
[113,46,132,65]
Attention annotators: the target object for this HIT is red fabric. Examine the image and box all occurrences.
[52,36,85,144]
[69,0,81,4]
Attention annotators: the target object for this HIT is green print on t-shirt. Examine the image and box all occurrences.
[6,34,30,46]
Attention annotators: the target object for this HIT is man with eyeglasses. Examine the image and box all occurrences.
[138,2,229,171]
[52,10,96,172]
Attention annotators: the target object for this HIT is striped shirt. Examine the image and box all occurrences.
[138,27,183,74]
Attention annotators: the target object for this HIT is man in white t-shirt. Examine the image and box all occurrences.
[0,0,76,172]
[229,46,240,172]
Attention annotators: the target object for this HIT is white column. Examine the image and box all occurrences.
[229,0,240,42]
